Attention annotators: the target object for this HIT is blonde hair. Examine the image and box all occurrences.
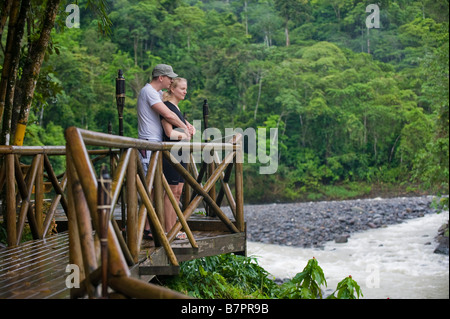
[163,77,187,101]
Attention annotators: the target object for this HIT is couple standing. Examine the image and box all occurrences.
[137,64,195,240]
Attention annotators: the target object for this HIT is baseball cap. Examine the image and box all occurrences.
[152,64,178,78]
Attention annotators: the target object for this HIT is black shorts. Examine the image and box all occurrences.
[163,156,186,185]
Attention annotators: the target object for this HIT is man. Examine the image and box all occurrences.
[137,64,193,240]
[137,64,193,174]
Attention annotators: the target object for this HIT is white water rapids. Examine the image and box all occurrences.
[247,210,449,299]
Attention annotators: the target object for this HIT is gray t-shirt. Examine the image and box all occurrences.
[137,83,164,142]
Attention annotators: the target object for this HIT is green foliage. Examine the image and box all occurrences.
[5,0,447,202]
[164,254,363,300]
[327,275,364,299]
[164,254,279,298]
[278,257,327,299]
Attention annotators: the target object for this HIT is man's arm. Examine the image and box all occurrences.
[152,102,191,139]
[161,119,189,141]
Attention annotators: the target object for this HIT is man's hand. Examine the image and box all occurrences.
[183,127,191,140]
[187,122,196,136]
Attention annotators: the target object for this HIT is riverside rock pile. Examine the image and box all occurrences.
[243,196,443,248]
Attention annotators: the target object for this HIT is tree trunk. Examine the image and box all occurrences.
[133,36,138,66]
[11,0,61,146]
[244,0,248,36]
[285,26,290,47]
[0,0,30,145]
[284,17,290,47]
[254,75,263,120]
[0,0,12,42]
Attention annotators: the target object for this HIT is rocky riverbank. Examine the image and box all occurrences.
[244,195,448,251]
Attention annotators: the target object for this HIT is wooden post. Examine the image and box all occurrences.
[126,149,138,262]
[182,161,192,210]
[207,151,216,217]
[235,136,245,232]
[137,150,157,249]
[5,154,16,246]
[35,153,44,238]
[154,151,165,240]
[66,150,86,297]
[70,156,99,298]
[98,164,112,298]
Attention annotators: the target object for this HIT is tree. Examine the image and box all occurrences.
[0,0,111,146]
[173,5,205,51]
[274,0,310,46]
[0,0,30,145]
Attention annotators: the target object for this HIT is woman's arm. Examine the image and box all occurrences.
[161,119,190,141]
[153,102,191,139]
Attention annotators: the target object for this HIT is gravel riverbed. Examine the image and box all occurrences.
[243,196,446,248]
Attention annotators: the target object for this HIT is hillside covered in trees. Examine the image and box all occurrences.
[1,0,448,203]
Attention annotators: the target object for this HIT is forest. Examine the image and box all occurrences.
[1,0,448,203]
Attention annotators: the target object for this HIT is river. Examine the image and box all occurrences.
[247,210,449,299]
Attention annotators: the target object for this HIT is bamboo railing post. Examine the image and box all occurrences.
[154,151,164,244]
[66,150,86,297]
[0,159,5,194]
[35,153,44,238]
[67,149,99,298]
[5,154,16,247]
[207,150,216,217]
[98,164,112,298]
[137,151,157,249]
[126,149,138,262]
[182,161,192,210]
[235,136,245,232]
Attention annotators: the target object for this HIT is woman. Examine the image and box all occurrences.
[161,77,190,239]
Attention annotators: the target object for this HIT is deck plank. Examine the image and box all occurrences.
[0,232,70,299]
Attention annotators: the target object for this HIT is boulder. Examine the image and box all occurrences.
[334,235,349,243]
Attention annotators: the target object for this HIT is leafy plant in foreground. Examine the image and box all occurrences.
[327,275,364,299]
[279,257,327,299]
[164,254,363,299]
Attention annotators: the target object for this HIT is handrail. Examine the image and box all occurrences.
[76,128,237,151]
[0,147,113,246]
[0,145,117,155]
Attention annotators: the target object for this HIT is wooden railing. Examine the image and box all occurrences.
[0,145,113,246]
[1,126,244,298]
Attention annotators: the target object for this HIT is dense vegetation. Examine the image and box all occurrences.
[161,253,363,299]
[1,0,448,204]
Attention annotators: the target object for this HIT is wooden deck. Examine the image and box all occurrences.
[0,215,245,299]
[0,232,70,299]
[0,128,246,298]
